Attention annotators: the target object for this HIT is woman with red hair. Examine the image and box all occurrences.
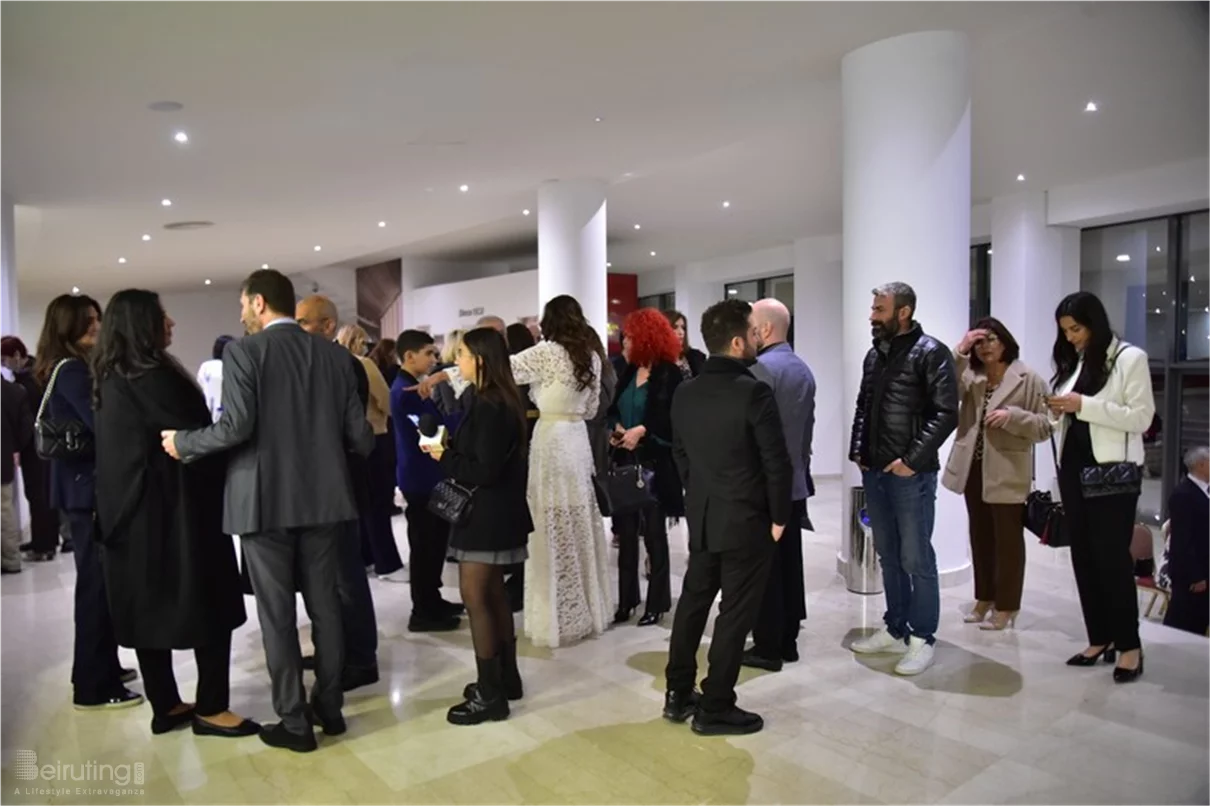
[607,308,685,626]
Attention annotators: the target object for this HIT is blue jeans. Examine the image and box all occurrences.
[862,470,940,644]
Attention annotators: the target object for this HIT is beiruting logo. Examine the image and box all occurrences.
[13,750,144,786]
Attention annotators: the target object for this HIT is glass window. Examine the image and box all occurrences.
[1179,372,1209,466]
[1179,211,1209,361]
[768,275,795,311]
[724,281,760,302]
[638,293,675,311]
[1080,220,1170,361]
[970,244,991,324]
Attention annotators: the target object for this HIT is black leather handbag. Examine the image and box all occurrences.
[1077,345,1143,500]
[428,478,477,526]
[34,359,95,461]
[1025,436,1069,548]
[594,454,656,518]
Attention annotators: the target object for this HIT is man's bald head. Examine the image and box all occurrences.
[296,295,339,340]
[751,298,791,348]
[476,315,506,334]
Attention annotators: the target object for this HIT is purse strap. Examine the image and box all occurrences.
[35,358,76,426]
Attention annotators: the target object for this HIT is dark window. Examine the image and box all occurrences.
[970,243,991,325]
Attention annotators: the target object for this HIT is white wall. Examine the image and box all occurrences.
[1047,157,1210,228]
[407,270,540,339]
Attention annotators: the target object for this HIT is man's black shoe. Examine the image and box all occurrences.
[691,706,764,736]
[305,705,348,736]
[782,643,800,663]
[438,600,467,618]
[662,689,700,723]
[258,722,318,752]
[409,614,461,633]
[342,665,380,692]
[60,540,74,553]
[741,649,783,672]
[18,541,32,552]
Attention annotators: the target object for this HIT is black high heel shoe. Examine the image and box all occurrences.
[613,607,633,625]
[1113,650,1144,684]
[1066,645,1116,667]
[637,612,664,627]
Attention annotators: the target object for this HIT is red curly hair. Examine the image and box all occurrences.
[622,307,681,367]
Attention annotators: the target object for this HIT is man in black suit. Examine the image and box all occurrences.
[1164,446,1209,636]
[162,270,374,753]
[663,299,793,736]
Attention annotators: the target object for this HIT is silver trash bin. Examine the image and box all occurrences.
[844,486,883,595]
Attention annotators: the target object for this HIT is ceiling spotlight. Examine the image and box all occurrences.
[173,131,189,144]
[522,209,531,216]
[650,251,657,257]
[605,262,612,268]
[722,201,731,209]
[611,299,621,305]
[987,248,994,255]
[459,184,469,193]
[72,286,80,294]
[634,224,641,230]
[161,198,172,207]
[1084,101,1098,113]
[1016,174,1026,182]
[313,245,322,252]
[118,257,127,264]
[204,279,212,286]
[378,221,386,228]
[141,234,151,242]
[261,263,270,269]
[594,117,603,123]
[1156,246,1162,252]
[1116,254,1130,262]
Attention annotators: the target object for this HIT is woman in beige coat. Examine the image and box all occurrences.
[942,317,1051,630]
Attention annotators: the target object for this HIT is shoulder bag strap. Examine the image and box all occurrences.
[35,358,75,425]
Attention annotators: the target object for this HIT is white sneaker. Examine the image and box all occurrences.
[851,628,909,655]
[894,637,935,676]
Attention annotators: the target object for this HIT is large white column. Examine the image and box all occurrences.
[793,236,844,478]
[1,192,17,337]
[538,180,607,341]
[990,191,1081,492]
[673,262,722,348]
[841,30,972,583]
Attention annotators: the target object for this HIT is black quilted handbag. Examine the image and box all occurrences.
[593,454,656,518]
[34,359,95,461]
[1078,345,1143,499]
[428,479,477,526]
[1025,436,1069,548]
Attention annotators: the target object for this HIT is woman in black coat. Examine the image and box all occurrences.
[427,326,532,726]
[608,309,685,627]
[92,290,257,739]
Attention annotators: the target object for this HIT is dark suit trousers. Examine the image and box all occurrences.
[403,493,450,617]
[616,501,672,614]
[751,499,808,658]
[68,511,123,702]
[363,433,404,576]
[337,520,379,670]
[666,538,774,713]
[136,632,232,717]
[1164,587,1210,636]
[243,524,345,734]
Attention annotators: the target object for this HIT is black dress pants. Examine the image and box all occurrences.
[666,538,774,713]
[1164,586,1209,636]
[136,632,233,717]
[403,493,450,618]
[20,457,58,553]
[363,433,404,576]
[751,500,808,659]
[68,511,123,703]
[615,501,671,614]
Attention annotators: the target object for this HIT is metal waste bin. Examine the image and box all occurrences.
[844,486,883,595]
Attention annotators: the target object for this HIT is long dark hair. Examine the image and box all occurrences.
[34,293,102,386]
[505,323,536,355]
[539,295,602,391]
[90,289,182,407]
[662,309,692,358]
[461,327,528,447]
[1051,291,1115,394]
[969,316,1021,371]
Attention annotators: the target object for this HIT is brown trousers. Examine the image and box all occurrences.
[963,458,1026,611]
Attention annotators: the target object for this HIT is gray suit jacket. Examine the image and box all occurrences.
[175,321,375,536]
[751,342,816,501]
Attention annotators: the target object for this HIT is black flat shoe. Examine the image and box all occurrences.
[73,688,144,711]
[151,706,196,735]
[193,716,261,738]
[408,614,461,633]
[741,649,783,672]
[342,665,379,692]
[662,689,700,723]
[438,600,467,618]
[637,612,664,627]
[691,706,764,736]
[258,722,317,753]
[782,644,800,663]
[305,706,347,736]
[1113,652,1144,684]
[1066,645,1116,667]
[613,607,633,625]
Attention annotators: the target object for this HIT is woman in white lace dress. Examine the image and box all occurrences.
[512,297,615,647]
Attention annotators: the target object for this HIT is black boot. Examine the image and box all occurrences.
[463,639,524,701]
[449,657,510,725]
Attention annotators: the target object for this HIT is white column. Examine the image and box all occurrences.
[673,263,722,349]
[793,236,844,478]
[990,191,1080,492]
[538,180,607,341]
[1,192,17,337]
[841,30,973,583]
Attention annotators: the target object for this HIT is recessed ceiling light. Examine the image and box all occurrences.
[987,248,994,255]
[611,299,621,305]
[1156,246,1162,252]
[634,224,641,230]
[313,245,322,252]
[522,209,531,216]
[141,234,151,242]
[722,201,731,209]
[173,131,189,144]
[650,251,657,257]
[161,198,172,207]
[72,286,80,294]
[204,279,212,286]
[594,117,603,123]
[1154,308,1162,314]
[1191,275,1197,282]
[1116,254,1130,262]
[1016,174,1026,182]
[459,184,469,193]
[605,262,612,268]
[378,221,386,228]
[1084,101,1098,113]
[261,263,270,269]
[118,257,127,264]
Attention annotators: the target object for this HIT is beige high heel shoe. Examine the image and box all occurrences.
[964,601,993,623]
[980,611,1018,631]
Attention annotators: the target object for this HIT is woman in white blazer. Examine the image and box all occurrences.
[1047,292,1155,683]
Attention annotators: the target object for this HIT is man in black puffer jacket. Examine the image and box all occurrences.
[848,282,958,677]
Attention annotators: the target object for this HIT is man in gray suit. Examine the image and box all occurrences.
[743,298,815,672]
[162,270,374,753]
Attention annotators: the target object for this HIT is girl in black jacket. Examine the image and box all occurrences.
[427,327,533,725]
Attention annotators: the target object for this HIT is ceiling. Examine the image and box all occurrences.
[3,2,1207,296]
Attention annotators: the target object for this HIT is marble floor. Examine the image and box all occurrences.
[1,479,1207,805]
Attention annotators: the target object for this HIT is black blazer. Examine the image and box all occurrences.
[671,356,793,552]
[1167,477,1209,589]
[610,361,684,517]
[684,347,707,378]
[1,378,32,485]
[96,366,246,649]
[45,358,97,512]
[439,395,533,553]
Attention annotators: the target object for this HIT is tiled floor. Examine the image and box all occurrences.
[2,479,1207,805]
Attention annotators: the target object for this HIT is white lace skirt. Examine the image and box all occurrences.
[522,418,615,648]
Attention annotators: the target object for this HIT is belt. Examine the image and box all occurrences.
[541,413,584,423]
